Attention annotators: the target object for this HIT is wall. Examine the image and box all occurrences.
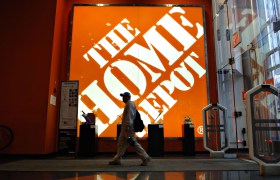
[45,0,69,154]
[0,0,216,155]
[0,0,58,154]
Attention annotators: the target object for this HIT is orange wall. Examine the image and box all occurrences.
[0,0,57,154]
[0,0,216,154]
[45,0,68,154]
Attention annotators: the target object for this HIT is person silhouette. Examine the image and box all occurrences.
[109,92,151,166]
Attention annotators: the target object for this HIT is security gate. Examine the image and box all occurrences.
[202,103,229,158]
[246,84,280,175]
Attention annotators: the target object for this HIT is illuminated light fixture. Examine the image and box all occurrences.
[97,4,104,6]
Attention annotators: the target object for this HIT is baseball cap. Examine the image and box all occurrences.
[120,92,131,97]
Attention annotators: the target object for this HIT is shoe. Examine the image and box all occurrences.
[108,160,121,165]
[141,156,151,166]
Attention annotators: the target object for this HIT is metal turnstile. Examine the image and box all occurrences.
[246,84,280,176]
[202,103,229,158]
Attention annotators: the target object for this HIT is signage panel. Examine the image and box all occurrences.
[69,5,208,137]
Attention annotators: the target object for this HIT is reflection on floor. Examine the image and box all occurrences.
[0,153,279,180]
[1,171,279,180]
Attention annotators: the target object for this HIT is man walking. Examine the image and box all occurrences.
[109,92,151,166]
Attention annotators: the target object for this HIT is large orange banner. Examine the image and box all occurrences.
[69,5,208,138]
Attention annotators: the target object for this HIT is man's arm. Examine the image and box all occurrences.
[122,101,136,134]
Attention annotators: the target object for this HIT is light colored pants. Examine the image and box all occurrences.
[112,131,149,161]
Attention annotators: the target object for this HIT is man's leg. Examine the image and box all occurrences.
[133,140,151,166]
[109,134,129,165]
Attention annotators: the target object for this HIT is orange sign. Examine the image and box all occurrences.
[232,31,241,48]
[69,6,208,138]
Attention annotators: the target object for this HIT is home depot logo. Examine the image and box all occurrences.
[76,7,207,137]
